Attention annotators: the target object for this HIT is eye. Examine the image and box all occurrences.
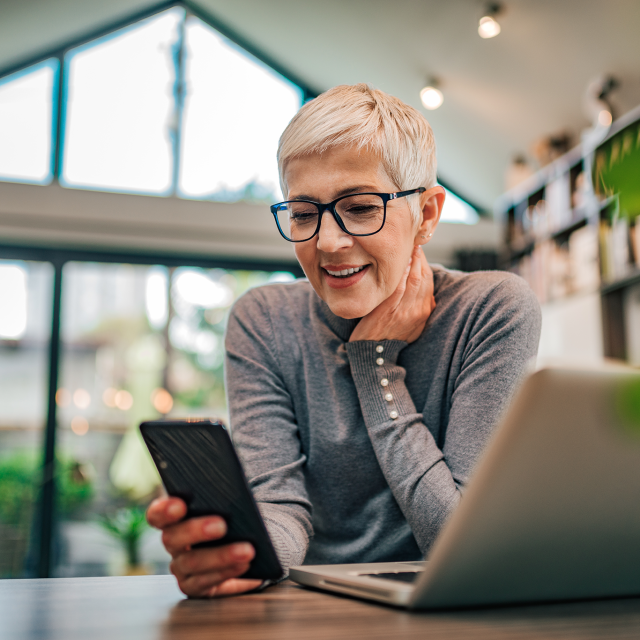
[345,204,379,214]
[288,203,318,224]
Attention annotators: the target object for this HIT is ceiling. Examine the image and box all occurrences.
[1,0,639,210]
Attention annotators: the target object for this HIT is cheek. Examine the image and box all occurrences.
[368,236,412,288]
[294,244,316,278]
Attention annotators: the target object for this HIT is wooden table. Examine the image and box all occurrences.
[3,575,640,639]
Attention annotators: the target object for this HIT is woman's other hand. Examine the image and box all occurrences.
[147,497,263,597]
[349,246,436,344]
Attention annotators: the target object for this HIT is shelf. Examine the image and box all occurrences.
[601,268,640,295]
[506,214,591,261]
[498,104,640,363]
[506,241,535,261]
[549,216,589,242]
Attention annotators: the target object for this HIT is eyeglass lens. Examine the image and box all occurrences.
[275,194,385,241]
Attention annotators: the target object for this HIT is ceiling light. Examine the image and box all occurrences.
[420,85,443,110]
[478,3,502,39]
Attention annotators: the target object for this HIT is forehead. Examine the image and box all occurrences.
[283,145,395,199]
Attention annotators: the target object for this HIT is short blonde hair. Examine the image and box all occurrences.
[277,83,437,224]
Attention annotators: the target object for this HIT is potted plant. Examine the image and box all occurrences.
[98,506,150,575]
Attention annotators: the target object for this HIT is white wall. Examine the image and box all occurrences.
[0,181,499,265]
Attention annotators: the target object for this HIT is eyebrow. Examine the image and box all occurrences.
[289,185,380,202]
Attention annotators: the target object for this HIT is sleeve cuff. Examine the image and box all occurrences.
[345,340,417,426]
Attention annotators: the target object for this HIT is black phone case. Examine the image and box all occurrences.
[140,419,283,581]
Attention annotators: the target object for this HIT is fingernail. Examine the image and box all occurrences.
[232,543,253,560]
[167,502,183,518]
[203,520,225,537]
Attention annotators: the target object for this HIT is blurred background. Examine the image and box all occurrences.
[0,0,638,579]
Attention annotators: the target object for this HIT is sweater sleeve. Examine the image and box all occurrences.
[345,275,541,554]
[224,289,313,574]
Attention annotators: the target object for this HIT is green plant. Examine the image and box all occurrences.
[98,506,149,567]
[57,461,95,516]
[0,452,94,532]
[0,451,37,533]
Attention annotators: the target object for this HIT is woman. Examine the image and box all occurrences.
[147,84,541,597]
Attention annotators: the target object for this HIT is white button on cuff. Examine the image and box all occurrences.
[384,393,393,402]
[376,358,384,366]
[381,378,389,387]
[376,345,384,353]
[389,410,399,420]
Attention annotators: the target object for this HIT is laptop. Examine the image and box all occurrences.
[289,365,640,609]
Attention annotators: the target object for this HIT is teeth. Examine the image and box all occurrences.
[326,265,365,277]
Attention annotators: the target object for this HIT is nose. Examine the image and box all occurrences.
[316,211,354,252]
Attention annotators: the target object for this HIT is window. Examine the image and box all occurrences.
[59,8,302,201]
[178,17,302,202]
[440,188,479,225]
[53,260,294,577]
[0,260,53,578]
[62,9,183,194]
[0,60,57,185]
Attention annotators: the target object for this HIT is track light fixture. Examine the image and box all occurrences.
[478,3,502,39]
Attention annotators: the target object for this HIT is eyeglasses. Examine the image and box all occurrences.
[270,188,426,243]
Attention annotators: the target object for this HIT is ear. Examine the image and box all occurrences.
[415,186,445,245]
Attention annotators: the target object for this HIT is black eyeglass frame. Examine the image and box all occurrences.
[270,187,426,243]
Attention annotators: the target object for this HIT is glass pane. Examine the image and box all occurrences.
[55,261,294,577]
[440,188,479,225]
[179,17,302,202]
[0,60,56,185]
[62,9,183,195]
[0,260,53,578]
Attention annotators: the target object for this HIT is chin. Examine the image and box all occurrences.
[325,297,375,320]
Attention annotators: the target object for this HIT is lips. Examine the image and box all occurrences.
[322,264,370,289]
[324,265,366,278]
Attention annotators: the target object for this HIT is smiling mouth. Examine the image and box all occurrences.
[324,265,367,278]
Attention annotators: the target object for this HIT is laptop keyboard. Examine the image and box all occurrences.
[361,571,422,584]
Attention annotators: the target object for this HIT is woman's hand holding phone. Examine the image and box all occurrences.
[146,497,263,597]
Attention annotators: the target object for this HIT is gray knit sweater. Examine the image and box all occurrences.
[224,266,541,572]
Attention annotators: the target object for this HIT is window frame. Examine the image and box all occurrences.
[0,240,303,578]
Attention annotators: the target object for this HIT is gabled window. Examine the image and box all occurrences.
[0,4,304,203]
[59,6,302,201]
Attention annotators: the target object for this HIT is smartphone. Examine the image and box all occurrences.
[140,418,283,581]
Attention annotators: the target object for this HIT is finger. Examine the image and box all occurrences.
[419,245,432,273]
[403,246,425,304]
[162,516,228,556]
[147,497,187,529]
[178,564,254,598]
[419,250,435,297]
[363,261,410,321]
[171,542,255,578]
[389,262,411,307]
[209,577,265,597]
